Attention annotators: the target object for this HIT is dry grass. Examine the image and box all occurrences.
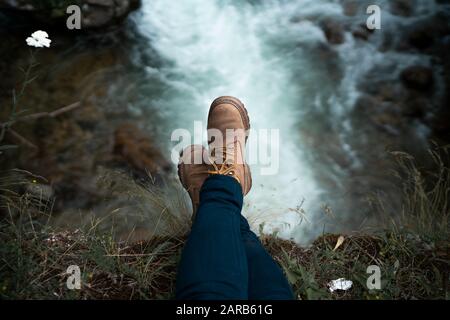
[0,147,449,299]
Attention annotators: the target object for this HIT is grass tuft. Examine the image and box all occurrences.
[0,148,449,299]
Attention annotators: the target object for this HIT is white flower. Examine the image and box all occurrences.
[26,30,51,48]
[328,278,353,292]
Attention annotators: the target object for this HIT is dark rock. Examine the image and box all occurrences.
[313,43,343,83]
[390,0,415,17]
[370,110,403,136]
[374,83,404,103]
[0,0,141,29]
[408,28,435,50]
[352,23,374,41]
[0,0,33,10]
[404,13,450,51]
[352,95,378,121]
[82,0,140,28]
[114,123,171,175]
[352,95,405,136]
[400,96,430,118]
[400,66,434,91]
[352,29,368,41]
[430,107,450,139]
[320,18,345,45]
[341,0,359,16]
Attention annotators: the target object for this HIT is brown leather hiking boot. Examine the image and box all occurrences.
[177,144,209,217]
[207,96,252,195]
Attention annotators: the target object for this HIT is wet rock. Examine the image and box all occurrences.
[351,95,378,124]
[404,13,450,51]
[352,24,374,41]
[400,66,434,91]
[0,0,33,10]
[312,43,344,83]
[352,95,405,136]
[408,27,435,50]
[0,0,141,29]
[430,107,450,140]
[400,96,430,119]
[114,123,171,175]
[390,0,415,17]
[320,18,345,45]
[370,109,403,136]
[341,0,359,16]
[374,82,405,103]
[82,0,140,28]
[352,29,368,41]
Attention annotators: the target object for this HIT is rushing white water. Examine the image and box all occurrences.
[132,0,443,243]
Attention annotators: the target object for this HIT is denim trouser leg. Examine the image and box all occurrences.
[175,174,294,300]
[176,175,248,299]
[240,216,295,300]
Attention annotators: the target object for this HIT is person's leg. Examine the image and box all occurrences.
[239,215,295,300]
[176,175,248,300]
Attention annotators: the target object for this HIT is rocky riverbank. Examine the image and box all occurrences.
[316,0,450,144]
[277,0,450,237]
[0,0,141,29]
[0,0,173,233]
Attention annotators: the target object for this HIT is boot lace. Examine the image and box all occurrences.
[207,142,241,183]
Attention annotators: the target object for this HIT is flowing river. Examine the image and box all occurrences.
[115,0,444,243]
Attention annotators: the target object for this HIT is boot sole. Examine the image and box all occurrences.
[178,146,205,221]
[177,145,203,191]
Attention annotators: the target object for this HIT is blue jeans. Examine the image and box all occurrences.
[176,175,294,300]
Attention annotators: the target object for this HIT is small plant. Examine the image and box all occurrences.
[0,49,80,156]
[0,50,39,155]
